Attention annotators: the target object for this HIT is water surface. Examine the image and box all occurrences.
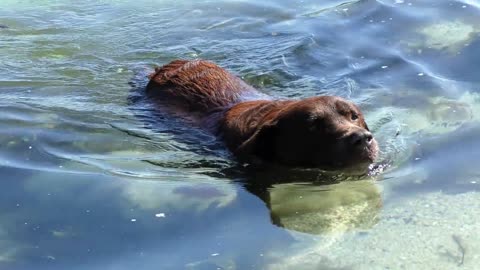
[1,0,480,269]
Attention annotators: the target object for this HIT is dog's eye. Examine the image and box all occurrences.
[351,113,359,120]
[309,117,325,131]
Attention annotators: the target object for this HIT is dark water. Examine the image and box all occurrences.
[1,0,480,269]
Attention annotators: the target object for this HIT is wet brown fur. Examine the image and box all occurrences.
[147,60,258,111]
[146,59,378,169]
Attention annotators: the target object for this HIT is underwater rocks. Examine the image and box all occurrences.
[266,191,480,270]
[365,90,480,166]
[419,21,476,52]
[402,91,480,134]
[405,20,478,53]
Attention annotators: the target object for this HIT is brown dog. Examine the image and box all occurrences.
[146,60,378,170]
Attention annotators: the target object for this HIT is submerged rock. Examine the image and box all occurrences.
[266,191,480,270]
[368,91,480,147]
[405,20,478,53]
[420,21,475,51]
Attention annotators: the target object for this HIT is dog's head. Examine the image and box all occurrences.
[237,96,378,171]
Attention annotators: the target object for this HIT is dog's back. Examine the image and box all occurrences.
[146,60,261,112]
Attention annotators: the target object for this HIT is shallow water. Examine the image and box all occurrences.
[1,0,480,269]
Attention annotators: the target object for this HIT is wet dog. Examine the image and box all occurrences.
[146,60,378,171]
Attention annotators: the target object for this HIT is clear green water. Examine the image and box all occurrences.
[1,0,480,269]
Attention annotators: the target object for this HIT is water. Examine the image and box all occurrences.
[1,0,480,269]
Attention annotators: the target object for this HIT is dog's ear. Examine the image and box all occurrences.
[234,122,278,164]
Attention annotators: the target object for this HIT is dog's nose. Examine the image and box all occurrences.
[349,131,373,147]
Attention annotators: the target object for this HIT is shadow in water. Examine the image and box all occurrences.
[224,166,383,235]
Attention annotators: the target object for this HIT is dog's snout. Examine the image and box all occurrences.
[349,130,373,147]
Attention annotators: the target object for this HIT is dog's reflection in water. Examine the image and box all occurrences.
[237,168,382,235]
